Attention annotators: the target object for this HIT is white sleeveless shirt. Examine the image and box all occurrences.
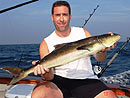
[44,27,98,79]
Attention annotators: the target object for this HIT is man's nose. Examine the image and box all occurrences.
[59,15,64,22]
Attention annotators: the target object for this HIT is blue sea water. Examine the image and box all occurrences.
[0,42,130,86]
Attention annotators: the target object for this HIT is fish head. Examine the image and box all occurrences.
[98,33,120,47]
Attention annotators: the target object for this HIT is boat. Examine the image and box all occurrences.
[0,76,129,98]
[0,1,129,98]
[0,76,42,98]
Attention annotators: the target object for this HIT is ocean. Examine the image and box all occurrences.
[0,42,130,86]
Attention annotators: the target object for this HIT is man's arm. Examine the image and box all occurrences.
[33,40,54,80]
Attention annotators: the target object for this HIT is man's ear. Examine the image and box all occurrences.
[70,15,71,20]
[51,15,54,21]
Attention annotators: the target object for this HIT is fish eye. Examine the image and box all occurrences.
[110,33,114,36]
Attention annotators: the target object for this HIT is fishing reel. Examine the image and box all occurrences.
[93,62,102,75]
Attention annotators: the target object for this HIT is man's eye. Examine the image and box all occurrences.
[63,14,68,16]
[55,14,60,16]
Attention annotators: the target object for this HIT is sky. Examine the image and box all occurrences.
[0,0,130,45]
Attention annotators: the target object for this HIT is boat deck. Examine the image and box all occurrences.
[0,75,42,98]
[0,91,5,98]
[0,84,9,98]
[0,76,130,98]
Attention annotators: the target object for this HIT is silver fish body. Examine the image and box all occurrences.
[0,33,120,85]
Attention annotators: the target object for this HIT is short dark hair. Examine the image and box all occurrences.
[52,1,71,15]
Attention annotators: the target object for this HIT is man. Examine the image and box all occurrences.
[31,1,118,98]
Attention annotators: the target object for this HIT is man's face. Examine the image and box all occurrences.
[51,6,71,32]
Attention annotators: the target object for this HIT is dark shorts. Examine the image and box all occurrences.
[51,75,110,98]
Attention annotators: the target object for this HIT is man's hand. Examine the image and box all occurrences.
[102,32,117,51]
[95,32,117,62]
[32,61,50,75]
[32,61,54,80]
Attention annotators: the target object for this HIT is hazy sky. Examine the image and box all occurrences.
[0,0,130,45]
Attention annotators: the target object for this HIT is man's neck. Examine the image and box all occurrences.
[55,27,71,38]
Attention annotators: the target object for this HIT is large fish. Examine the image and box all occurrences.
[0,33,120,85]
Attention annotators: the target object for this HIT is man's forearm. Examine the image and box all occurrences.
[95,51,107,62]
[41,68,54,81]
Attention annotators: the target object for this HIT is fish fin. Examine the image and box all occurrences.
[0,67,23,77]
[54,43,67,50]
[54,41,79,50]
[77,44,93,51]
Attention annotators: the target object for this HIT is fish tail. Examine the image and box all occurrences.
[0,67,24,85]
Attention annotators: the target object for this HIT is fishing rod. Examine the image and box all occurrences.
[0,0,39,67]
[82,5,99,28]
[0,0,39,14]
[97,37,130,78]
[80,5,100,74]
[17,52,25,67]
